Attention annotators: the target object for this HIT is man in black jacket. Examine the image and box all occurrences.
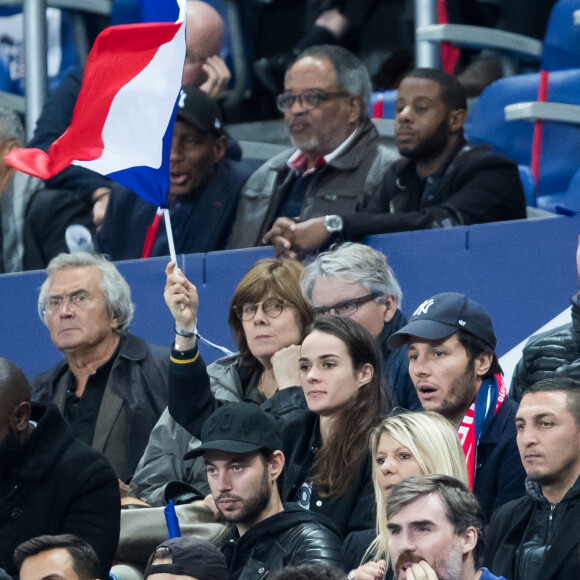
[0,359,119,580]
[485,377,580,580]
[186,402,342,579]
[266,68,526,258]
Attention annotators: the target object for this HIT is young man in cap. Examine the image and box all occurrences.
[97,84,252,260]
[386,475,508,580]
[144,537,228,580]
[388,292,525,519]
[186,402,342,579]
[485,377,580,580]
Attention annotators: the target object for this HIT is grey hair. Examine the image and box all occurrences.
[0,107,25,145]
[301,242,402,306]
[289,45,372,122]
[38,252,135,334]
[386,474,485,569]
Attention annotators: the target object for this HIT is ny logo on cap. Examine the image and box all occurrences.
[413,298,435,316]
[178,90,186,108]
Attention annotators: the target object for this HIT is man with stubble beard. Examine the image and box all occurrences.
[187,402,342,579]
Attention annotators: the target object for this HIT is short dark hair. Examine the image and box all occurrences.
[404,68,467,111]
[525,377,580,426]
[13,535,99,580]
[457,330,502,380]
[271,564,347,579]
[386,475,485,569]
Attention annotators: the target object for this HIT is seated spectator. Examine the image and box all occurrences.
[144,536,227,580]
[485,377,580,580]
[301,242,418,410]
[98,85,251,261]
[0,107,93,273]
[386,475,507,580]
[31,253,169,485]
[186,402,343,578]
[26,1,235,232]
[265,68,526,259]
[128,258,311,506]
[168,276,385,536]
[227,44,397,249]
[343,411,468,580]
[388,292,526,519]
[14,534,100,580]
[511,234,580,401]
[0,360,119,579]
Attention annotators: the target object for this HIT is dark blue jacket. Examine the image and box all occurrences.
[379,309,420,411]
[97,160,251,261]
[473,395,526,521]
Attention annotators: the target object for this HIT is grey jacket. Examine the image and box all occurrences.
[128,353,305,505]
[226,117,397,249]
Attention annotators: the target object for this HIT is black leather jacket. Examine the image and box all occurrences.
[220,503,342,579]
[511,295,580,402]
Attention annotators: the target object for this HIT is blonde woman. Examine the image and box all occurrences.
[342,411,468,580]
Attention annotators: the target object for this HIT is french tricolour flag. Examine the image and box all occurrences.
[6,0,186,209]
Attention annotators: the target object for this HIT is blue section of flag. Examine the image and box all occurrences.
[139,0,180,23]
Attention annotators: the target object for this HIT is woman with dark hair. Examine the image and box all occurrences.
[168,266,386,535]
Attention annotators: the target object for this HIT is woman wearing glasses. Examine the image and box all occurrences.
[127,258,311,505]
[167,262,386,536]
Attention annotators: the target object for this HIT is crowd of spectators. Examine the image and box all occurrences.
[1,1,579,580]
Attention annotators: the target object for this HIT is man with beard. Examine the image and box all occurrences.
[265,68,526,259]
[387,292,525,520]
[187,402,342,579]
[485,377,580,580]
[226,44,397,249]
[0,358,119,580]
[386,475,508,580]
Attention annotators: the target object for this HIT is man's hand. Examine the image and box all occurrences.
[404,561,439,580]
[263,217,298,258]
[271,344,302,389]
[119,478,129,498]
[347,559,386,580]
[91,187,111,233]
[164,261,199,328]
[200,55,231,100]
[263,216,331,259]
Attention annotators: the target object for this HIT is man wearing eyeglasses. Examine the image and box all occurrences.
[226,44,397,249]
[31,252,169,492]
[301,242,419,410]
[265,67,526,259]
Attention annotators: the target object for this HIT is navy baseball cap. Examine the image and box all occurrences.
[387,292,496,350]
[184,402,283,460]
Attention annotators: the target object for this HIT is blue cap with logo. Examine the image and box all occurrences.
[387,292,496,350]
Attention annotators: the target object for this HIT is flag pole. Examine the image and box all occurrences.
[163,208,177,264]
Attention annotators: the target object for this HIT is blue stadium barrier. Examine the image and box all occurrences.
[1,215,579,380]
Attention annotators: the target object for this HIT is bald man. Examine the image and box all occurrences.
[26,0,234,231]
[0,358,119,580]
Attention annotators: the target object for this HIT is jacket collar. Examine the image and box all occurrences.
[379,308,407,360]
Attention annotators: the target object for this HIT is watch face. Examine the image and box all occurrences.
[325,215,343,233]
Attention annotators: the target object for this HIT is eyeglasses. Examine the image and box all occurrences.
[41,291,98,315]
[312,292,381,318]
[276,89,350,112]
[235,298,293,321]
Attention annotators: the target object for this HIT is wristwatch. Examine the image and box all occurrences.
[325,214,343,234]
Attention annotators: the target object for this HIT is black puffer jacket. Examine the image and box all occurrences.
[511,295,580,402]
[220,503,342,579]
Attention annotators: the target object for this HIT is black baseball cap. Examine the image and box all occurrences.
[144,536,227,580]
[184,402,283,460]
[387,292,496,350]
[176,84,224,136]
